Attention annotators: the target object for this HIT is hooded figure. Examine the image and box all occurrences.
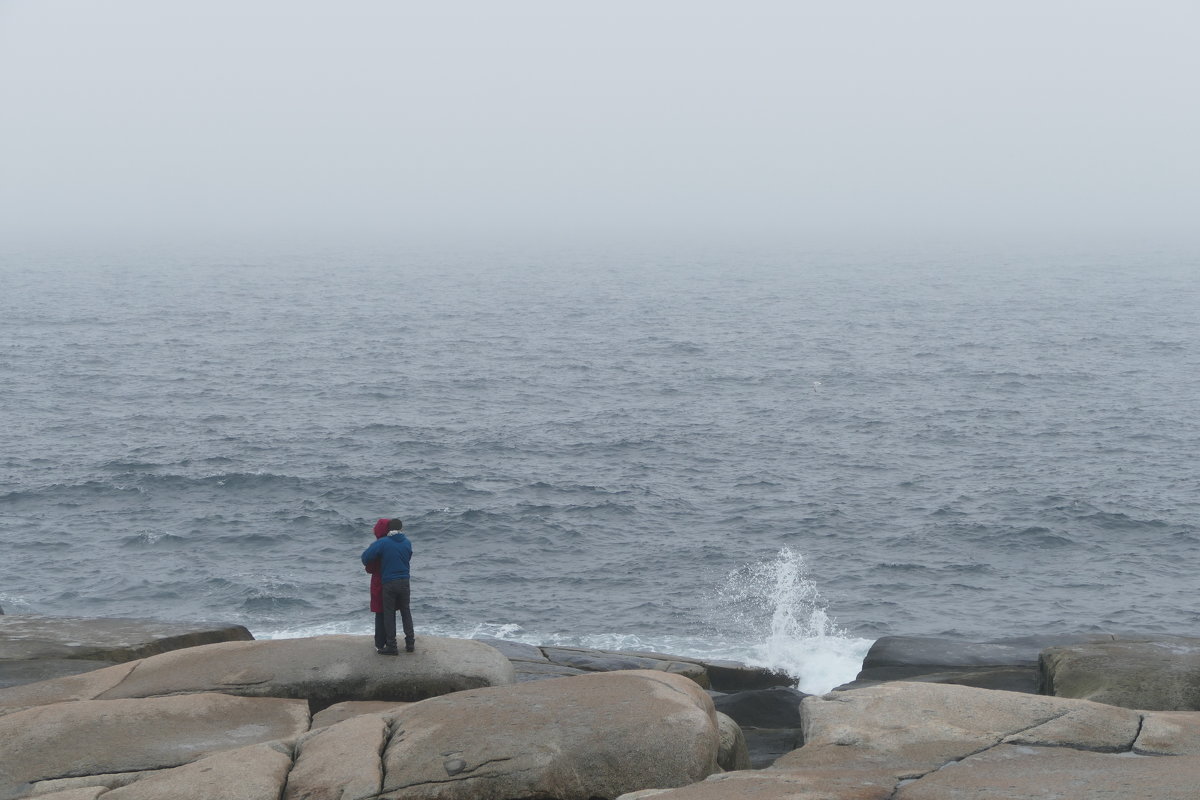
[365,518,390,650]
[361,517,414,654]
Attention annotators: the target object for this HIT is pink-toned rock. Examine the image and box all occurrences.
[894,743,1200,799]
[715,711,751,772]
[285,714,389,800]
[93,635,513,707]
[101,742,293,800]
[0,661,137,716]
[23,771,147,797]
[1134,710,1200,755]
[18,788,110,800]
[785,682,1140,778]
[379,669,721,799]
[0,615,252,664]
[311,699,411,729]
[0,692,308,796]
[617,767,895,799]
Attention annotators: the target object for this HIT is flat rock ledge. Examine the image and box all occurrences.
[0,634,516,716]
[844,633,1117,693]
[849,633,1200,712]
[475,636,794,691]
[0,615,252,689]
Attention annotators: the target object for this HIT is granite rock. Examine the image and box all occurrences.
[510,660,589,682]
[18,789,108,800]
[616,766,896,799]
[1040,636,1200,710]
[893,743,1200,800]
[0,693,308,798]
[787,681,1142,777]
[619,682,1195,800]
[89,635,513,710]
[101,742,294,800]
[1134,710,1200,755]
[378,669,721,799]
[0,615,253,690]
[844,633,1114,693]
[710,686,808,769]
[285,714,388,800]
[0,661,139,716]
[310,699,411,729]
[712,686,807,729]
[715,711,752,772]
[541,646,711,688]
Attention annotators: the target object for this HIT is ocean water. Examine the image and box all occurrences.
[2,248,1198,693]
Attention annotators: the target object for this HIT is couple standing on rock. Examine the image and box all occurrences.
[361,518,415,655]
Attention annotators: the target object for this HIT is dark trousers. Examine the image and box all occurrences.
[381,578,414,648]
[373,612,386,649]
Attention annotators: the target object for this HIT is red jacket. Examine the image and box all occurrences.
[366,518,389,612]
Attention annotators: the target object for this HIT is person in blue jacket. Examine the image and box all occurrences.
[360,518,415,654]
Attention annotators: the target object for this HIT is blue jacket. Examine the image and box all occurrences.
[361,533,412,583]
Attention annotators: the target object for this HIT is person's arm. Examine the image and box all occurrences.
[361,539,382,566]
[364,557,380,574]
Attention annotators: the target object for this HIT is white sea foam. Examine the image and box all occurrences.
[253,620,365,639]
[715,547,873,694]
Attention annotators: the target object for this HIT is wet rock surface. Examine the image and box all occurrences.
[711,686,808,769]
[843,633,1116,693]
[476,639,792,691]
[0,693,308,796]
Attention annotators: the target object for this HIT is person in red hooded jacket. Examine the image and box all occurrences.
[364,518,394,652]
[362,517,414,654]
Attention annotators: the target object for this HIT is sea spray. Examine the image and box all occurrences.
[716,547,872,694]
[255,548,872,693]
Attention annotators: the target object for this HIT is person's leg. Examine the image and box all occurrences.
[380,581,399,653]
[397,579,415,651]
[373,611,386,650]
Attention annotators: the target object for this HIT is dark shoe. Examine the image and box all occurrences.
[405,644,415,653]
[377,646,399,656]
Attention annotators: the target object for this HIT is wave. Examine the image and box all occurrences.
[0,481,144,504]
[715,547,872,694]
[239,595,318,613]
[1008,527,1079,547]
[5,472,310,501]
[1081,511,1168,532]
[100,460,162,471]
[118,532,190,549]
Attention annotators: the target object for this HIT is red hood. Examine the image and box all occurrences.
[373,518,389,539]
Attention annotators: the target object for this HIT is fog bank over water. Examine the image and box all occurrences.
[2,0,1199,253]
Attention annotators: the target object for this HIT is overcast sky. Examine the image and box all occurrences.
[1,1,1197,252]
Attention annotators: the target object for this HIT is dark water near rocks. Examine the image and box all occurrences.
[2,248,1198,691]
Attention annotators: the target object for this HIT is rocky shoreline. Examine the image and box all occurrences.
[2,615,1199,799]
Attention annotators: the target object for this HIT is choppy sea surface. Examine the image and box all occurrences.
[2,248,1198,692]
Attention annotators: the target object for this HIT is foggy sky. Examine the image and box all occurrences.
[2,0,1198,252]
